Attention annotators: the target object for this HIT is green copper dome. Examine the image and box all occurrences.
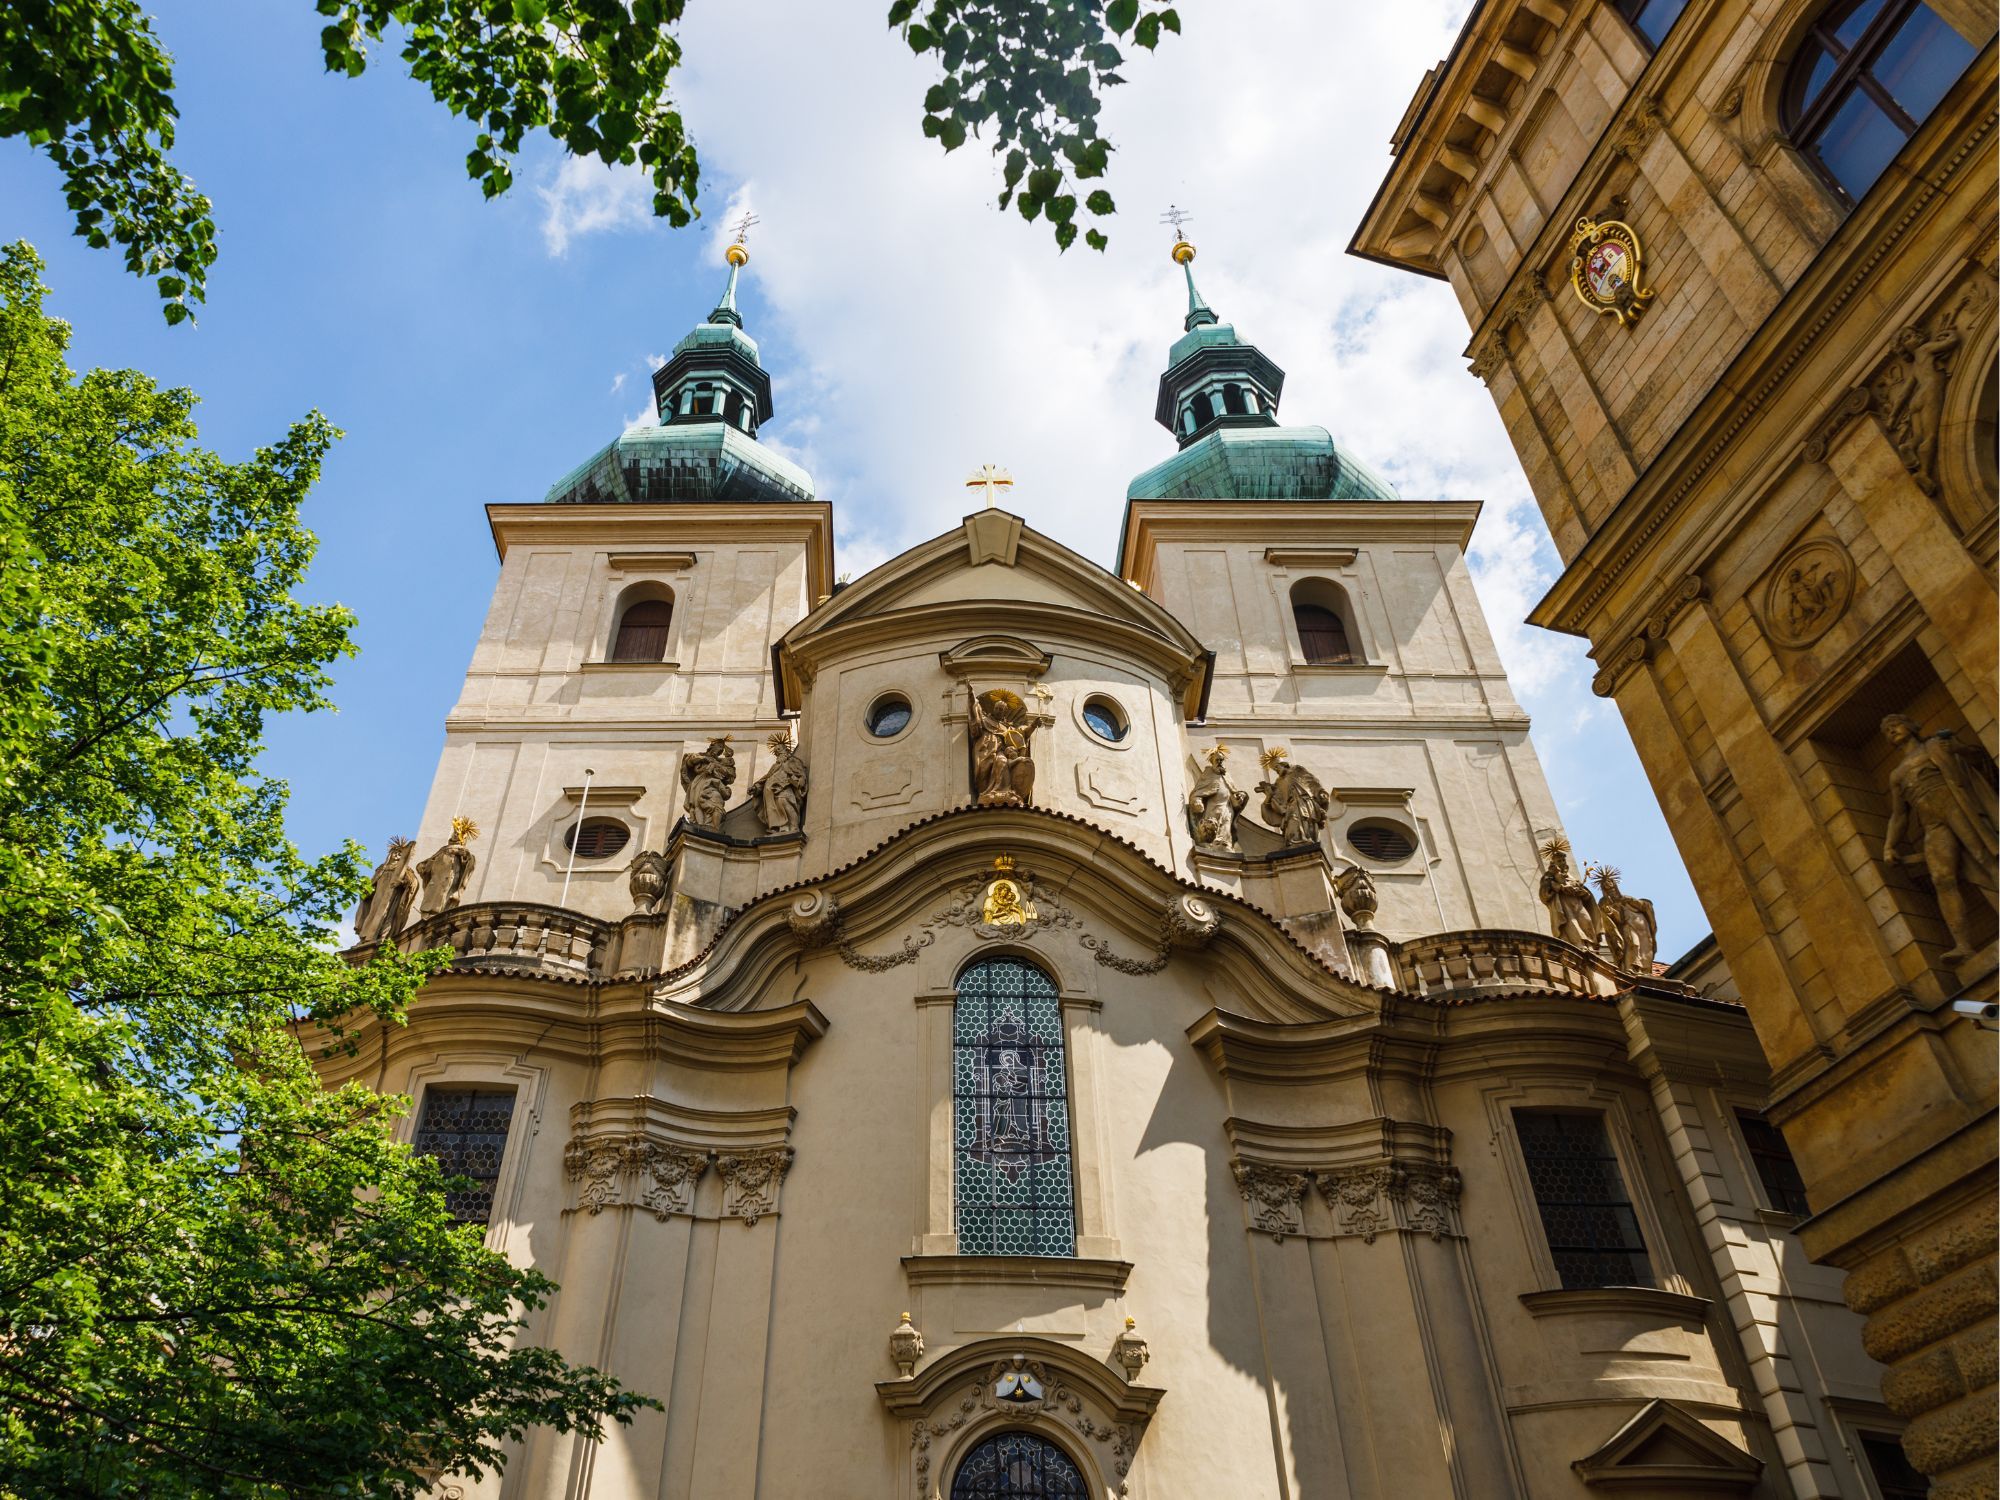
[545,247,815,506]
[1127,241,1397,502]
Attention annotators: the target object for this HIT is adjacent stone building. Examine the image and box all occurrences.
[1350,3,1996,1495]
[323,243,1909,1498]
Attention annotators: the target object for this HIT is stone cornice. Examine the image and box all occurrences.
[899,1255,1132,1291]
[483,499,834,603]
[1119,498,1484,584]
[1531,66,1998,637]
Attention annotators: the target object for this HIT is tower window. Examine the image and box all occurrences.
[1735,1109,1812,1217]
[1513,1110,1653,1289]
[565,818,631,859]
[954,958,1075,1258]
[865,693,913,739]
[1612,0,1690,47]
[691,384,716,415]
[1222,383,1248,416]
[1787,0,1977,202]
[412,1086,517,1225]
[1347,820,1416,863]
[1191,392,1215,427]
[611,596,674,662]
[1295,604,1354,663]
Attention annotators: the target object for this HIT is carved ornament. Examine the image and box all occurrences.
[1868,279,1990,497]
[1569,214,1657,327]
[906,1353,1148,1493]
[562,1134,710,1221]
[889,1312,926,1379]
[1761,538,1855,649]
[1610,94,1666,160]
[1801,386,1875,464]
[1642,575,1707,642]
[627,849,669,915]
[1589,637,1650,699]
[1322,1164,1399,1243]
[717,1145,794,1226]
[1232,1158,1309,1242]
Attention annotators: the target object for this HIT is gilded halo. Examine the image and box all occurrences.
[1568,215,1656,327]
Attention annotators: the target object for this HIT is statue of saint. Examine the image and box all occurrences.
[747,733,808,834]
[1881,714,1998,965]
[679,737,737,831]
[1880,323,1961,493]
[968,687,1038,807]
[416,816,479,917]
[355,837,422,944]
[980,876,1034,929]
[1187,746,1249,852]
[1592,864,1657,972]
[1256,747,1333,848]
[1538,835,1600,949]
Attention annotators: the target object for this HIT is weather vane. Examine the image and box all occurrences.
[965,464,1014,509]
[1159,204,1194,240]
[730,210,761,246]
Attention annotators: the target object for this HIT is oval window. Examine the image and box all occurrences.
[565,818,631,859]
[1348,819,1416,862]
[866,693,913,739]
[1081,696,1128,743]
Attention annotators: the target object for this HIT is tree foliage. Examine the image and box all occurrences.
[0,241,649,1496]
[0,0,1172,323]
[891,0,1180,252]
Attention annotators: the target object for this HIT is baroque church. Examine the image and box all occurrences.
[327,233,1905,1499]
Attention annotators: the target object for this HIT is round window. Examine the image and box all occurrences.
[1081,695,1128,743]
[1347,819,1416,863]
[565,818,631,859]
[866,693,913,738]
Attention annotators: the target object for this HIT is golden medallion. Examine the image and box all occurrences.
[1569,215,1655,327]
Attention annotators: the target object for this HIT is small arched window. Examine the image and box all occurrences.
[1787,0,1977,202]
[1222,383,1248,416]
[954,958,1074,1258]
[611,594,674,662]
[1290,578,1358,665]
[1190,392,1215,427]
[951,1431,1089,1498]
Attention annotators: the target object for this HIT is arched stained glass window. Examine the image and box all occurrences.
[954,958,1075,1257]
[951,1431,1089,1499]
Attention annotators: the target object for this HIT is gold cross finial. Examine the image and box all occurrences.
[1160,204,1193,238]
[965,464,1014,509]
[725,211,760,267]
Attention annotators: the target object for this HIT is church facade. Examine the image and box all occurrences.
[1349,4,1997,1493]
[326,242,1900,1499]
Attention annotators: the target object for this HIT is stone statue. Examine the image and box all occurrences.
[746,732,808,834]
[967,686,1038,807]
[1256,746,1333,848]
[1880,322,1961,494]
[1187,746,1248,852]
[628,849,669,915]
[1881,714,1999,965]
[1538,834,1600,948]
[1591,864,1658,972]
[355,836,422,944]
[416,816,479,917]
[678,737,736,830]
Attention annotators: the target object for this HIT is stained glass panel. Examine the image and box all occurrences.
[413,1086,516,1225]
[954,958,1075,1258]
[950,1431,1089,1499]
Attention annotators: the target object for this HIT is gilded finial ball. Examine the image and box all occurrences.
[1171,239,1197,265]
[1125,1316,1136,1329]
[725,241,750,267]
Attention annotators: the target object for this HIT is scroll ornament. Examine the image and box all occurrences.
[1569,215,1656,327]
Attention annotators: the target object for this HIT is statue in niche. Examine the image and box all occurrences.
[747,732,808,834]
[354,837,422,944]
[1881,714,1999,965]
[678,737,736,830]
[967,686,1038,807]
[1879,321,1962,495]
[1187,746,1249,852]
[1591,864,1658,972]
[1256,746,1333,848]
[1538,834,1600,948]
[416,816,480,917]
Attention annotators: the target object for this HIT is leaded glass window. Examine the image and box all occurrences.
[1513,1109,1653,1289]
[954,958,1075,1257]
[413,1086,516,1225]
[1736,1109,1812,1217]
[951,1431,1089,1499]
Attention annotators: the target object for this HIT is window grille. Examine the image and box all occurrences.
[950,1431,1089,1499]
[1787,0,1976,201]
[1347,821,1416,862]
[1513,1110,1653,1289]
[413,1087,517,1225]
[1735,1110,1812,1217]
[1294,603,1355,664]
[611,598,673,662]
[565,818,630,859]
[954,959,1075,1258]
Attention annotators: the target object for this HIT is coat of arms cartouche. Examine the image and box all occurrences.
[1568,214,1655,327]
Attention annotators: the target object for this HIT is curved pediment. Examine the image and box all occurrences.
[777,510,1211,715]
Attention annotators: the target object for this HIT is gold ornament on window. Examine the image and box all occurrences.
[1569,215,1656,327]
[979,855,1037,928]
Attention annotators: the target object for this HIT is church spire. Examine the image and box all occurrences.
[1173,237,1218,333]
[707,212,758,328]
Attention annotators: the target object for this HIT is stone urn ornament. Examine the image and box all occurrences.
[889,1311,925,1379]
[1113,1317,1149,1381]
[627,849,669,916]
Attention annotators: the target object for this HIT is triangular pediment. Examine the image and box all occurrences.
[1573,1399,1762,1491]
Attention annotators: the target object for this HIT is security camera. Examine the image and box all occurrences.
[1950,999,1999,1028]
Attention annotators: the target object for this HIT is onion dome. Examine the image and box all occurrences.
[1127,237,1397,502]
[545,239,815,505]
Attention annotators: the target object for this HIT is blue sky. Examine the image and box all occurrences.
[2,0,1713,959]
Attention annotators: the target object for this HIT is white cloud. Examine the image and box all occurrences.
[610,371,628,396]
[537,156,654,256]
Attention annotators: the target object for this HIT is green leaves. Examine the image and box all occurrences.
[0,243,648,1494]
[895,0,1183,253]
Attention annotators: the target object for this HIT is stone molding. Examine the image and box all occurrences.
[716,1145,794,1226]
[899,1255,1132,1292]
[1230,1147,1466,1245]
[1589,575,1706,697]
[562,1134,710,1221]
